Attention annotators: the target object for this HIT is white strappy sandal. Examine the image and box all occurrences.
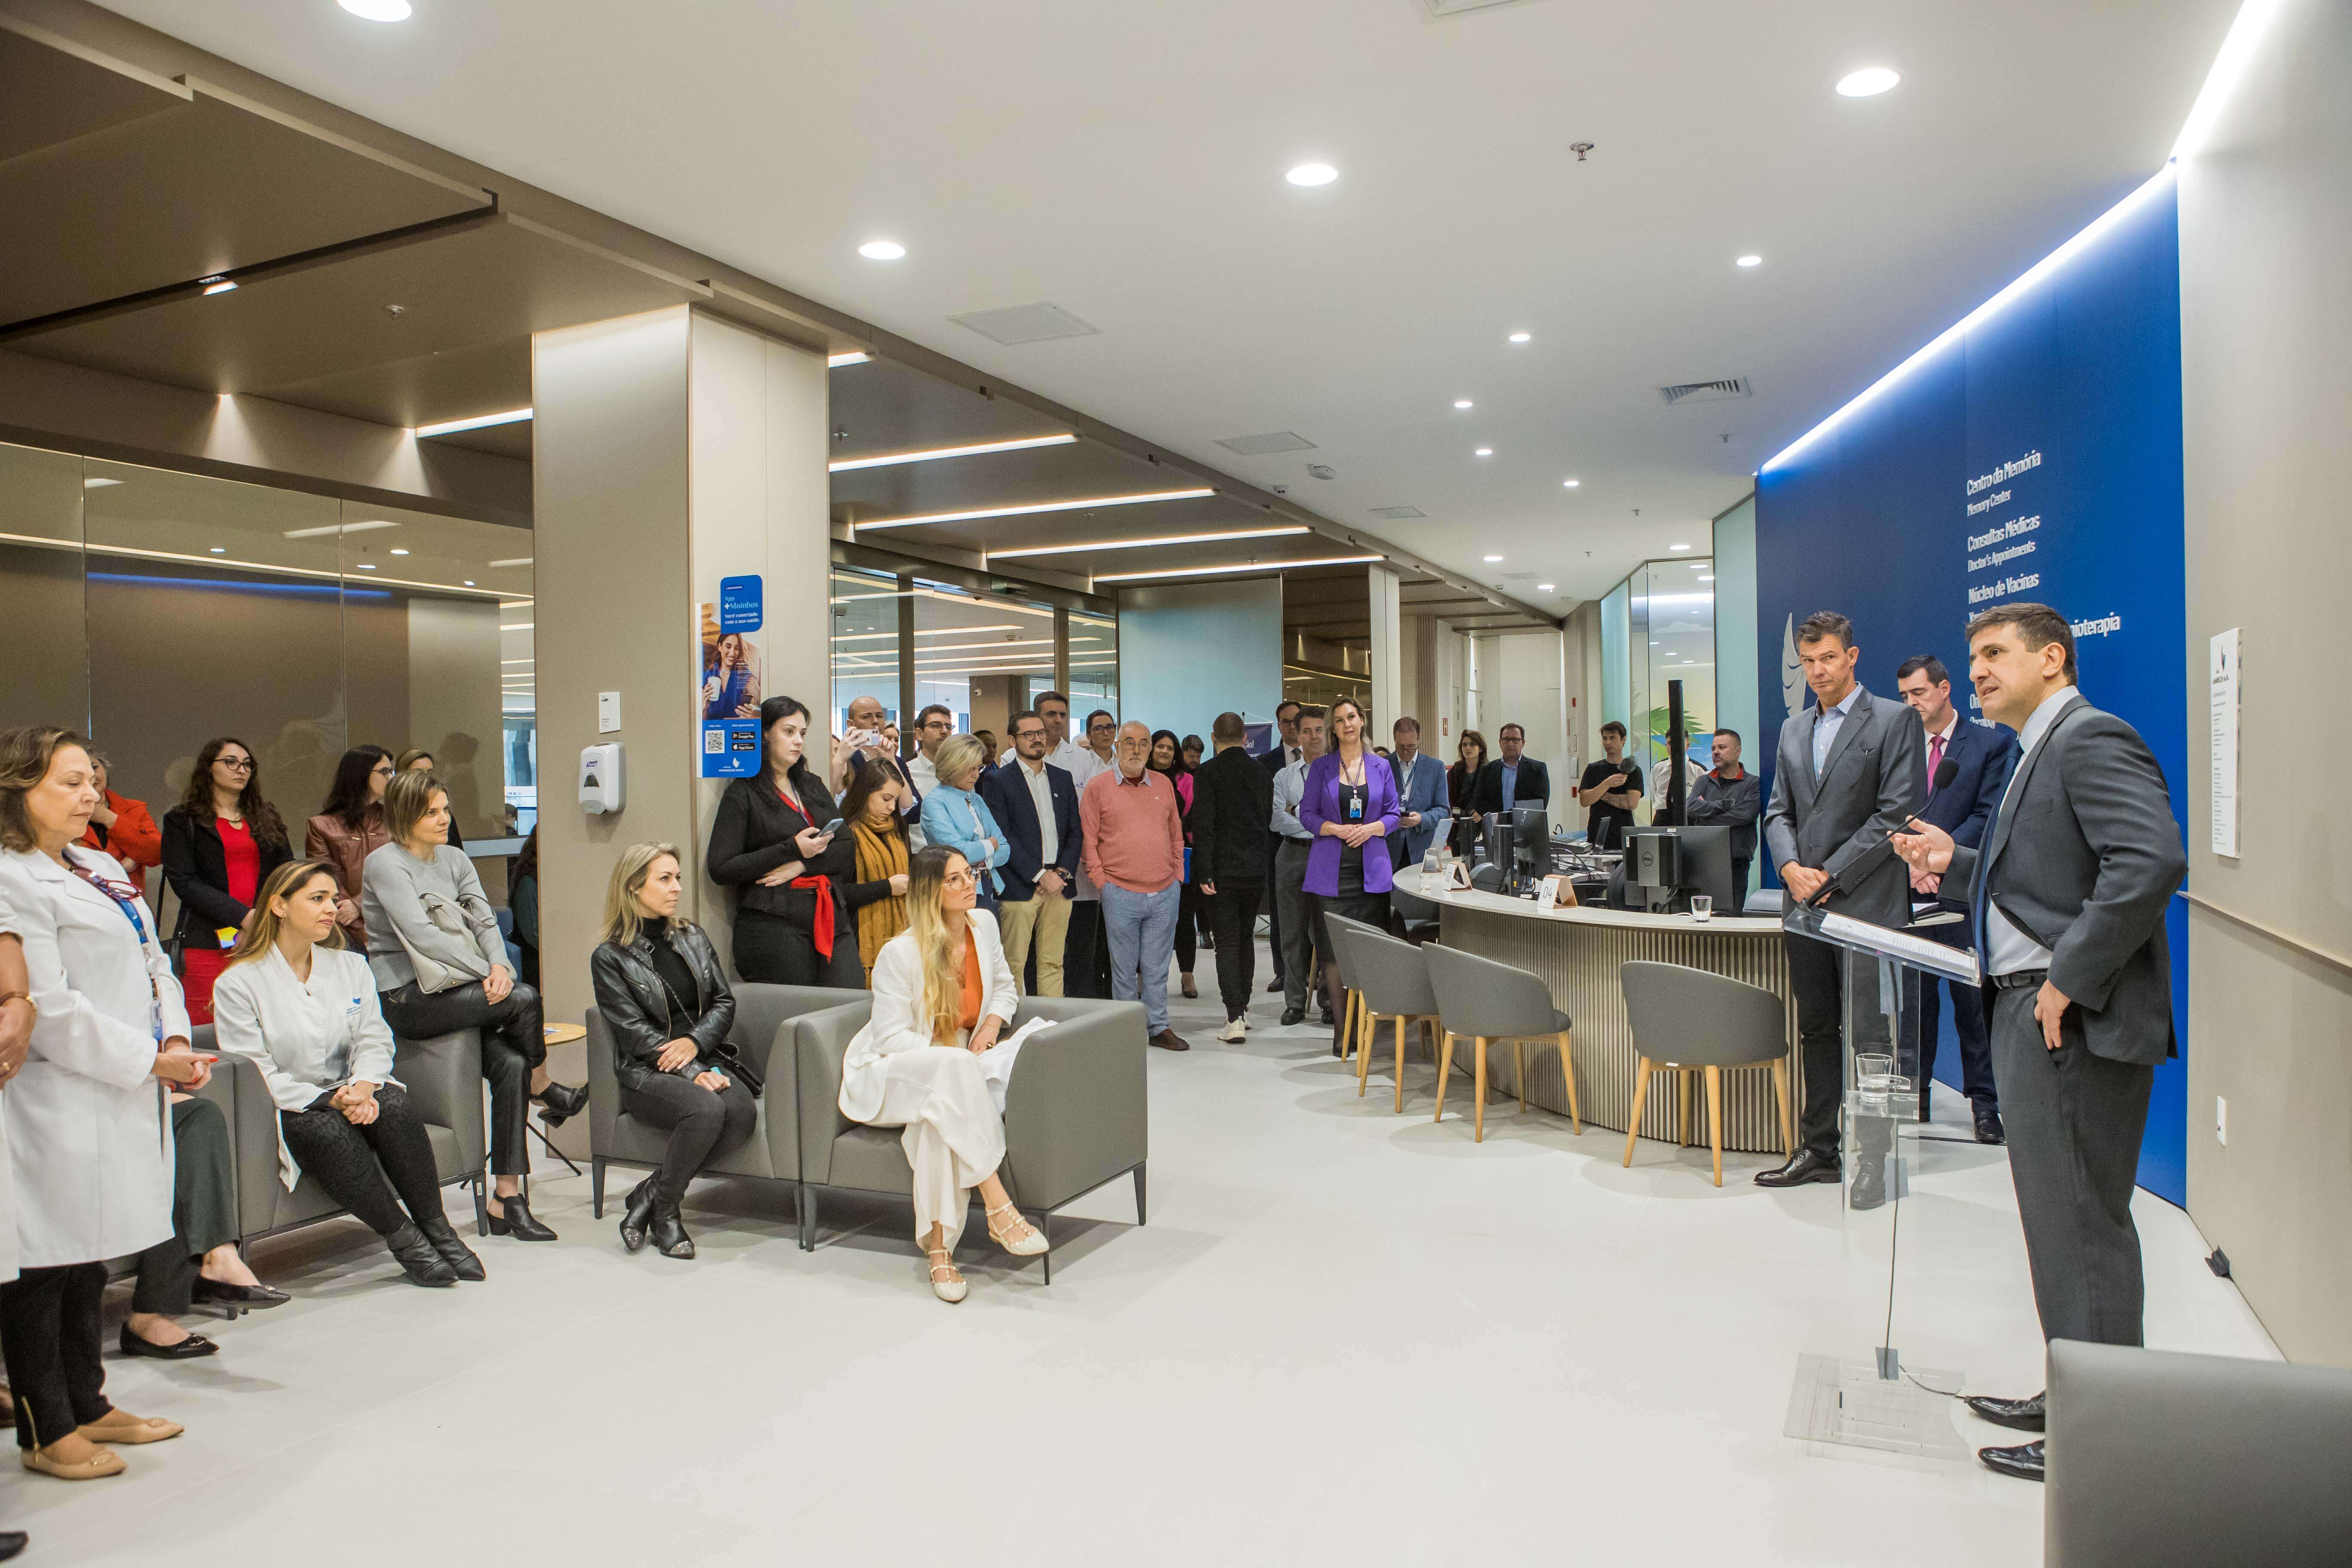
[926,1243,968,1304]
[986,1201,1050,1257]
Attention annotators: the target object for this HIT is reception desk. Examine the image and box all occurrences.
[1394,870,1800,1154]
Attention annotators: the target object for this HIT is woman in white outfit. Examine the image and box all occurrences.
[0,727,211,1481]
[839,844,1049,1302]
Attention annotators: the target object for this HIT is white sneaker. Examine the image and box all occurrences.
[1216,1017,1246,1044]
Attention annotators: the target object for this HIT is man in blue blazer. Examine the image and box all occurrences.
[980,711,1083,995]
[1386,717,1449,867]
[1896,655,2019,1145]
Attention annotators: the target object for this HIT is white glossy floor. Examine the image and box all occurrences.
[14,938,2275,1566]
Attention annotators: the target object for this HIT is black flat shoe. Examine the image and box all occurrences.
[487,1195,558,1242]
[0,1528,27,1561]
[1964,1390,2045,1433]
[384,1221,459,1287]
[647,1198,695,1260]
[1978,1438,2045,1482]
[1280,1006,1305,1026]
[1755,1149,1842,1188]
[191,1276,291,1309]
[531,1079,590,1129]
[618,1178,656,1255]
[118,1323,218,1360]
[414,1215,487,1281]
[1266,978,1286,993]
[1974,1107,2006,1145]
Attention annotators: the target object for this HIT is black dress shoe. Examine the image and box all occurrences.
[1964,1390,2045,1432]
[487,1194,559,1241]
[118,1323,218,1360]
[1280,1006,1305,1026]
[192,1275,291,1309]
[1978,1438,2045,1482]
[1754,1149,1841,1188]
[618,1177,656,1255]
[1974,1107,2006,1145]
[1849,1174,1886,1211]
[414,1215,487,1281]
[1266,978,1286,993]
[0,1528,27,1561]
[647,1197,695,1260]
[384,1221,460,1287]
[531,1079,590,1129]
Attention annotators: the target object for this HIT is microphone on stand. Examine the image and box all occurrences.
[1802,756,1960,910]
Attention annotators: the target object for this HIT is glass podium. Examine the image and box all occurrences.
[1780,902,1981,1459]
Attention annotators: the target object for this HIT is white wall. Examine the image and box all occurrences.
[1116,576,1283,741]
[1482,629,1569,800]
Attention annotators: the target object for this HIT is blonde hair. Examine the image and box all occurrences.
[383,769,446,848]
[227,861,348,967]
[601,841,683,947]
[934,732,986,790]
[904,844,968,1044]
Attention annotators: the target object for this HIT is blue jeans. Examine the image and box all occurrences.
[1101,880,1180,1033]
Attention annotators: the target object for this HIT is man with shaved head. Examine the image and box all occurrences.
[1080,720,1188,1051]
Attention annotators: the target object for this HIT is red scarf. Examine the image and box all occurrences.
[775,782,838,959]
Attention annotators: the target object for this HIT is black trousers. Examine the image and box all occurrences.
[0,1262,110,1449]
[1914,971,1999,1111]
[621,1072,758,1205]
[1784,930,1878,1161]
[1209,880,1264,1022]
[516,939,541,991]
[1174,881,1202,975]
[734,908,861,989]
[280,1083,447,1236]
[1264,834,1286,981]
[380,978,545,1176]
[1991,985,2153,1345]
[1730,857,1752,914]
[132,1096,240,1315]
[1062,901,1111,999]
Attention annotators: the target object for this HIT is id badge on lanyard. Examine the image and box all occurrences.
[71,858,163,1041]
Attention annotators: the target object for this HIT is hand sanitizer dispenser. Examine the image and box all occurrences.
[579,743,624,815]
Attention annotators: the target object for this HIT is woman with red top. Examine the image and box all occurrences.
[1148,729,1203,1000]
[75,752,162,899]
[706,695,860,987]
[160,737,292,1024]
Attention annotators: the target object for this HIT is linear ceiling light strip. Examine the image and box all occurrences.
[853,487,1215,532]
[829,434,1076,472]
[1092,554,1383,583]
[987,525,1309,560]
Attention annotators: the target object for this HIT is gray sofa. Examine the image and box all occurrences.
[583,982,845,1221]
[792,995,1149,1283]
[2046,1338,2352,1564]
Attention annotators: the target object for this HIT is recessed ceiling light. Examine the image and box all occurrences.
[1285,163,1338,187]
[1562,478,1580,488]
[1453,399,1473,410]
[1507,331,1532,344]
[858,239,906,260]
[355,563,377,570]
[389,548,410,555]
[202,279,238,296]
[1669,542,1691,551]
[1537,583,1556,592]
[1836,66,1901,98]
[209,546,226,554]
[1483,554,1504,563]
[827,351,872,368]
[339,0,413,17]
[83,477,122,489]
[1697,573,1715,582]
[1736,254,1763,267]
[463,580,475,586]
[1474,447,1493,457]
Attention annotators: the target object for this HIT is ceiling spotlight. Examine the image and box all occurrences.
[1836,66,1901,98]
[339,0,412,18]
[463,580,476,586]
[202,278,238,296]
[1537,583,1556,592]
[390,548,410,555]
[1736,254,1763,267]
[1474,447,1493,457]
[1453,399,1473,410]
[355,563,378,570]
[1507,331,1532,344]
[1285,162,1338,187]
[1483,554,1504,563]
[858,239,906,260]
[209,546,226,554]
[1562,478,1581,488]
[1669,542,1692,551]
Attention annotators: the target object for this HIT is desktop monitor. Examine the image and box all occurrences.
[1622,825,1735,913]
[1480,812,1517,873]
[1508,807,1548,864]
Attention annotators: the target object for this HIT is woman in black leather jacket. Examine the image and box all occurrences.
[588,842,759,1259]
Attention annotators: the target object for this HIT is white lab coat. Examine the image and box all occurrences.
[0,847,182,1271]
[211,945,401,1191]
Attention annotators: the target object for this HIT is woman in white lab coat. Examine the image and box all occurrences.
[0,727,213,1481]
[839,844,1048,1304]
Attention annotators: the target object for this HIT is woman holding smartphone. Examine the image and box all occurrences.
[707,696,861,988]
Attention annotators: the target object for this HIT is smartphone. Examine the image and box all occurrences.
[818,818,844,836]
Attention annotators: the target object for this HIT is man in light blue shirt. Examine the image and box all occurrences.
[1811,681,1863,777]
[1387,717,1448,866]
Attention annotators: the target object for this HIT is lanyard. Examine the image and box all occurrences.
[67,854,164,1043]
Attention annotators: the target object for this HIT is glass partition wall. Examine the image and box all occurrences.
[1600,555,1716,810]
[0,440,536,865]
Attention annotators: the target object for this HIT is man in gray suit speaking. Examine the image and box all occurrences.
[1893,601,2185,1484]
[1757,610,1926,1191]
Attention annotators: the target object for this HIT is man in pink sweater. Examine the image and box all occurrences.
[1080,721,1188,1051]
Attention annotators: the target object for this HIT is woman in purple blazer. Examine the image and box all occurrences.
[1298,696,1400,1047]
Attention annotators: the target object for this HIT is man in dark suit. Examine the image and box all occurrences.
[1191,711,1277,1041]
[1896,603,2185,1484]
[1468,723,1551,815]
[1896,653,2018,1144]
[1757,610,1927,1191]
[1257,701,1304,991]
[979,710,1082,995]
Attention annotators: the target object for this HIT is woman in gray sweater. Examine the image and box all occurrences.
[363,770,585,1241]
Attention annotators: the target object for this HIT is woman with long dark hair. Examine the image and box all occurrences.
[1447,729,1488,812]
[305,744,394,951]
[509,826,541,989]
[701,632,761,721]
[706,696,859,987]
[839,762,912,983]
[1148,729,1203,999]
[1299,697,1400,1049]
[161,736,292,1025]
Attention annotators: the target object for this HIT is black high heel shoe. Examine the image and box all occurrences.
[531,1079,590,1129]
[384,1221,459,1287]
[647,1196,695,1260]
[487,1193,558,1242]
[617,1178,656,1255]
[414,1215,487,1280]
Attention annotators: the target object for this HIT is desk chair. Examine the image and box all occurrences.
[1320,913,1366,1066]
[1424,944,1580,1142]
[1330,918,1440,1112]
[1617,960,1792,1185]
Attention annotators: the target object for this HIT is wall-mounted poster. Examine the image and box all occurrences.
[700,583,765,778]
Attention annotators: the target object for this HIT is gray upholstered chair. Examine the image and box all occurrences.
[1320,911,1369,1067]
[1329,916,1440,1113]
[793,994,1148,1284]
[1617,960,1792,1185]
[2046,1340,2352,1565]
[585,981,842,1222]
[1389,887,1440,944]
[1424,943,1579,1142]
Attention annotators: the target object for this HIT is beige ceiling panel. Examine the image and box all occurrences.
[827,356,1068,461]
[259,337,530,432]
[0,22,186,165]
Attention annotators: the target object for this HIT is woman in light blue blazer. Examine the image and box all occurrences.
[915,734,1008,912]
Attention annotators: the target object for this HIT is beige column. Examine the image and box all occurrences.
[1367,563,1402,736]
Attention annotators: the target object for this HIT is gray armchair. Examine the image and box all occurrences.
[585,981,842,1222]
[793,995,1149,1283]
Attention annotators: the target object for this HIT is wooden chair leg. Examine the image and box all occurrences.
[1772,1057,1795,1155]
[1473,1037,1489,1143]
[1357,1008,1374,1096]
[1556,1031,1581,1133]
[1512,1038,1528,1114]
[1623,1057,1651,1167]
[1433,1030,1456,1123]
[1393,1014,1408,1114]
[1705,1065,1724,1187]
[1679,1070,1694,1147]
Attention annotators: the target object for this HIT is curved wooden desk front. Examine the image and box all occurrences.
[1395,870,1800,1154]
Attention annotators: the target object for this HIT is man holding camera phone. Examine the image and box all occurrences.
[1576,721,1645,848]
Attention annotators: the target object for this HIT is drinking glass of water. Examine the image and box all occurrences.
[1690,894,1713,922]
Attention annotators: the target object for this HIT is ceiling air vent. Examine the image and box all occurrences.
[1367,505,1426,521]
[947,302,1100,345]
[1216,431,1317,456]
[1659,377,1751,407]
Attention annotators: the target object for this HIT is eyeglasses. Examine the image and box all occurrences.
[217,756,254,772]
[941,870,977,888]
